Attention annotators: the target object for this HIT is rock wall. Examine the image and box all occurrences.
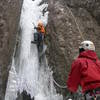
[0,0,23,99]
[47,0,100,97]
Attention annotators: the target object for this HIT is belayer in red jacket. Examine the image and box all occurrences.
[67,40,100,100]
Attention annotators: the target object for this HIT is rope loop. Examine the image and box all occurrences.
[53,78,67,89]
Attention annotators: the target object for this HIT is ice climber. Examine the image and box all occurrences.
[33,20,46,52]
[34,20,46,42]
[67,40,100,100]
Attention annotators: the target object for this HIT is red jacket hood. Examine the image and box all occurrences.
[67,50,100,93]
[78,50,98,60]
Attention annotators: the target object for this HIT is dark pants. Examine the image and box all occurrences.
[38,32,44,42]
[38,33,44,52]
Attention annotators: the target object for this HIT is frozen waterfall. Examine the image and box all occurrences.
[5,0,63,100]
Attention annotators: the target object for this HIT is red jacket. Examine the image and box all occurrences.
[67,50,100,93]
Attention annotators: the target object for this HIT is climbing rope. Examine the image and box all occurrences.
[65,4,85,41]
[50,4,86,90]
[53,78,67,89]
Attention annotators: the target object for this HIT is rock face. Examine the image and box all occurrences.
[0,0,23,99]
[47,0,100,97]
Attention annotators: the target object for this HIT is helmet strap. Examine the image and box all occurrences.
[79,48,85,53]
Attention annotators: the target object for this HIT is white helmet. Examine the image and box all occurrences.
[79,40,95,51]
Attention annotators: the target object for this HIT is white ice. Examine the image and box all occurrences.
[5,0,63,100]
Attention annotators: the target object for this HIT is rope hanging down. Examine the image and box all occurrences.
[51,4,85,90]
[66,5,85,41]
